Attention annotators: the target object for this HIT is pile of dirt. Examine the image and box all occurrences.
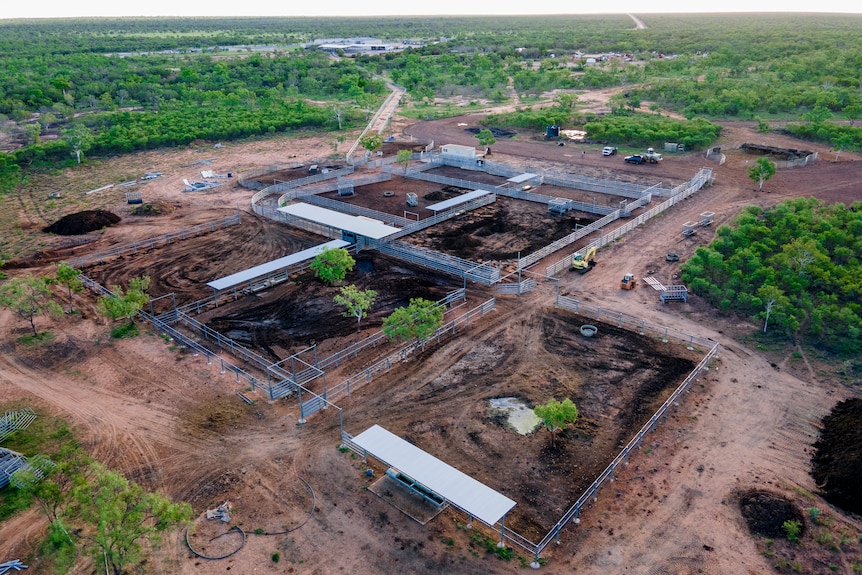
[738,489,804,538]
[464,126,516,138]
[130,201,175,216]
[810,397,862,515]
[43,210,120,235]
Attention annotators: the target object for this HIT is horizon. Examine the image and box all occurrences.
[3,1,861,21]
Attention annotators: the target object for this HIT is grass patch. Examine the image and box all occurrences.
[110,322,139,339]
[17,330,56,346]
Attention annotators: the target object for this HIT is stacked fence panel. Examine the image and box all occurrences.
[0,408,37,444]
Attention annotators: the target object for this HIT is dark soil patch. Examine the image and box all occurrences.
[203,253,462,361]
[183,395,251,438]
[811,397,862,515]
[739,489,804,538]
[247,162,347,187]
[43,210,120,235]
[347,309,702,540]
[409,199,596,261]
[464,127,516,138]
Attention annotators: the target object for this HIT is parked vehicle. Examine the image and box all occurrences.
[624,155,645,164]
[602,146,618,156]
[666,253,680,262]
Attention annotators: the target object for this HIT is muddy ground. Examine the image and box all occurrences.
[338,308,703,540]
[201,252,467,362]
[83,212,324,306]
[406,199,597,262]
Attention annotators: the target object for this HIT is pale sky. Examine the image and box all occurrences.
[2,0,860,20]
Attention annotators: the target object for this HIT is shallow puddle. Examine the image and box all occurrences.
[489,397,541,435]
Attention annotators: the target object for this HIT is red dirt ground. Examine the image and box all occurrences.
[1,111,861,575]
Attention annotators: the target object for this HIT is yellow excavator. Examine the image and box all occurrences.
[571,246,597,274]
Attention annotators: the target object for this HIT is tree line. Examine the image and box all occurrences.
[681,198,862,355]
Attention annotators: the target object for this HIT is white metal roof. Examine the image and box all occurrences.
[278,203,400,240]
[425,190,490,212]
[207,239,349,291]
[507,173,538,184]
[352,425,516,526]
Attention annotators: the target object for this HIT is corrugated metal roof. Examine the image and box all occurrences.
[352,425,516,526]
[425,190,490,212]
[207,239,349,291]
[278,203,400,240]
[507,173,538,184]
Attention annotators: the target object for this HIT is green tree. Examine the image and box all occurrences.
[62,124,93,165]
[359,133,383,157]
[832,133,853,161]
[0,275,62,336]
[475,128,496,150]
[534,398,579,446]
[396,149,413,174]
[309,247,354,285]
[382,298,444,343]
[803,105,831,124]
[97,276,150,324]
[757,284,787,334]
[333,285,377,330]
[55,262,83,314]
[70,462,192,575]
[748,157,776,191]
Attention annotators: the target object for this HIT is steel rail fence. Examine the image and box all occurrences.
[301,194,412,227]
[372,240,500,285]
[519,209,622,271]
[314,289,466,372]
[79,274,288,400]
[65,213,241,269]
[544,168,713,277]
[307,298,496,417]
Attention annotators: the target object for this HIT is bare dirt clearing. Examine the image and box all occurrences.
[2,107,861,575]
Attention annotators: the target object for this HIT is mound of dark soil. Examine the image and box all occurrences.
[464,127,516,138]
[739,490,804,538]
[130,201,174,216]
[44,210,120,235]
[811,398,862,515]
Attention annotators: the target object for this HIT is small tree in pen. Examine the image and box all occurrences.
[382,298,444,343]
[534,398,579,446]
[309,247,355,285]
[333,285,377,331]
[396,149,413,175]
[97,276,150,337]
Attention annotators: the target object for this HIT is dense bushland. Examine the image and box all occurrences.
[681,198,862,355]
